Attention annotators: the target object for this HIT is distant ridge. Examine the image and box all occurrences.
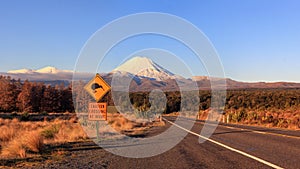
[8,66,72,74]
[2,66,90,82]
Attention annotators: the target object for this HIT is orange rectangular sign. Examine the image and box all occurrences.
[88,103,107,121]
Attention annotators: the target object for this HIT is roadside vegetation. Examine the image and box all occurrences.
[1,75,300,132]
[198,108,300,129]
[0,113,164,159]
[0,116,87,158]
[223,89,300,129]
[0,76,73,113]
[127,89,300,129]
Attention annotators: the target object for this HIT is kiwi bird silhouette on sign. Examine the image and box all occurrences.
[91,83,104,93]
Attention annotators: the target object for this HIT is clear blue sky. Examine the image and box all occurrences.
[1,0,300,82]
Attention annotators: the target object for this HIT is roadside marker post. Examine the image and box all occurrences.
[84,74,111,140]
[226,114,230,123]
[222,115,225,123]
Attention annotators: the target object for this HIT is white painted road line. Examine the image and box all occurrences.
[221,125,300,140]
[194,119,300,140]
[163,118,284,169]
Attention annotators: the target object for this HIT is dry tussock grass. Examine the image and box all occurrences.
[69,116,78,123]
[105,113,164,137]
[22,121,40,131]
[0,116,88,158]
[0,125,16,142]
[109,116,135,130]
[152,120,165,127]
[22,131,44,153]
[0,114,164,158]
[108,114,150,131]
[53,121,88,143]
[0,118,7,126]
[1,138,26,158]
[0,118,4,125]
[11,118,19,123]
[1,131,44,158]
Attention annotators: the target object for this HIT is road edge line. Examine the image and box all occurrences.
[163,118,284,169]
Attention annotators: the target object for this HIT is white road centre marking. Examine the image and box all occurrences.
[164,118,284,169]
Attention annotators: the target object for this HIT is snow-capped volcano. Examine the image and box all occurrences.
[113,56,179,81]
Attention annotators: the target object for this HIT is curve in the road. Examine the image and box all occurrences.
[163,117,284,169]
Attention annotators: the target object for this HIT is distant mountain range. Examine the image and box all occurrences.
[7,66,72,74]
[2,56,300,90]
[1,66,90,83]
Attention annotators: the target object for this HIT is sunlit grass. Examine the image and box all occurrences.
[0,117,88,158]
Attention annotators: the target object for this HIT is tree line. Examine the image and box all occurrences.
[0,76,73,113]
[2,76,300,114]
[122,89,300,113]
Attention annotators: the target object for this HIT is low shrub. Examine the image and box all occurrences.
[41,124,60,139]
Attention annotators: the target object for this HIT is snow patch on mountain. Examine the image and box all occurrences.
[7,68,34,74]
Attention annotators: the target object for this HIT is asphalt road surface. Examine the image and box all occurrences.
[31,116,299,169]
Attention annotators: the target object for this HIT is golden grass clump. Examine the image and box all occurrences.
[69,116,78,123]
[109,116,136,130]
[67,124,88,141]
[22,131,44,153]
[0,125,16,142]
[22,121,42,131]
[11,118,19,123]
[3,118,11,125]
[53,121,88,143]
[0,118,5,125]
[1,131,44,158]
[1,138,26,158]
[1,117,89,158]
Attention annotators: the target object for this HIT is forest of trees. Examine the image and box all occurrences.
[1,76,300,116]
[127,89,300,113]
[0,76,73,113]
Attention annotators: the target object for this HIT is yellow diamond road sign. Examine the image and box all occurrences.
[84,74,111,102]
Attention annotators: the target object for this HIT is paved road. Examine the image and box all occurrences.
[165,116,300,169]
[31,116,299,169]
